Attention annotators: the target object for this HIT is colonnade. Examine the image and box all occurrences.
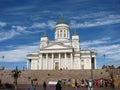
[27,52,73,70]
[40,52,73,70]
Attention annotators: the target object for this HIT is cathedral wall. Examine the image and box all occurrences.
[42,59,47,69]
[31,60,38,70]
[48,59,53,70]
[73,57,80,69]
[84,59,91,69]
[38,58,42,70]
[66,59,71,69]
[60,59,66,69]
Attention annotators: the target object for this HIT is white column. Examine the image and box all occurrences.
[55,30,56,39]
[46,53,48,69]
[41,54,43,70]
[28,59,31,70]
[62,30,64,38]
[27,60,28,70]
[59,53,60,70]
[71,53,73,69]
[65,53,67,69]
[95,58,96,69]
[52,53,54,70]
[38,56,41,70]
[37,60,39,70]
[27,60,29,70]
[35,59,38,70]
[66,30,68,38]
[68,30,70,39]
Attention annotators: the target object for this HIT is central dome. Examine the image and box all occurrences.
[55,17,70,42]
[56,17,69,25]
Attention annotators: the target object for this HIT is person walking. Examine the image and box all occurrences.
[43,81,47,90]
[28,84,36,90]
[56,80,62,90]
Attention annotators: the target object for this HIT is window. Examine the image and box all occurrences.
[66,53,70,58]
[61,53,65,58]
[81,60,84,62]
[48,53,52,58]
[54,53,58,58]
[60,30,62,37]
[64,30,66,38]
[57,31,59,38]
[81,60,84,64]
[42,54,46,59]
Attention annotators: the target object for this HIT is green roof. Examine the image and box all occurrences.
[73,30,78,35]
[56,17,69,25]
[42,32,47,37]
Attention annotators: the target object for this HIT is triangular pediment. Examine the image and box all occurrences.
[43,43,72,50]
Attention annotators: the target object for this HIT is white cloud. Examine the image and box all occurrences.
[0,44,39,62]
[93,44,120,68]
[70,12,108,20]
[94,45,120,55]
[81,38,120,65]
[81,37,110,49]
[31,22,47,28]
[0,24,27,42]
[31,20,56,29]
[70,15,120,28]
[12,25,27,31]
[47,20,56,29]
[0,30,19,42]
[0,22,46,42]
[0,22,7,27]
[4,5,36,12]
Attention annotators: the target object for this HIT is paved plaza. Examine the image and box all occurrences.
[17,85,120,90]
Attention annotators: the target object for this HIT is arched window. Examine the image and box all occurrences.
[57,31,59,38]
[60,30,62,38]
[64,30,66,38]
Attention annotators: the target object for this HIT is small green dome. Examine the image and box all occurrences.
[56,17,69,25]
[42,32,47,37]
[73,30,78,35]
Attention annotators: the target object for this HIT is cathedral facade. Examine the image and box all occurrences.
[27,18,97,70]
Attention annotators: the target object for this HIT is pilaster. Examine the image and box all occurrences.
[65,53,67,69]
[52,53,54,70]
[59,53,60,69]
[46,53,48,69]
[71,53,73,69]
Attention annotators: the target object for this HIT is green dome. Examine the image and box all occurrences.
[42,32,47,37]
[73,30,78,35]
[56,17,69,25]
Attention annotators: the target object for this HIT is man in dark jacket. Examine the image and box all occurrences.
[56,80,62,90]
[43,81,47,90]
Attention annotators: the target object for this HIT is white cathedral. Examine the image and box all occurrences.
[27,17,97,70]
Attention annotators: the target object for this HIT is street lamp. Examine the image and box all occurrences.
[91,51,94,80]
[88,50,96,90]
[103,54,108,72]
[1,56,5,70]
[11,66,21,90]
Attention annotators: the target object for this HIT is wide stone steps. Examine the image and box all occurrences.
[0,69,110,85]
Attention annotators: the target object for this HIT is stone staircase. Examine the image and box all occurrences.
[0,69,111,85]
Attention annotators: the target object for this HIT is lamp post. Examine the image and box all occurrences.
[91,51,94,80]
[11,66,21,90]
[103,54,108,72]
[89,50,96,90]
[2,56,4,70]
[103,54,105,69]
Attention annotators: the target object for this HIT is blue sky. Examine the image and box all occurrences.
[0,0,120,70]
